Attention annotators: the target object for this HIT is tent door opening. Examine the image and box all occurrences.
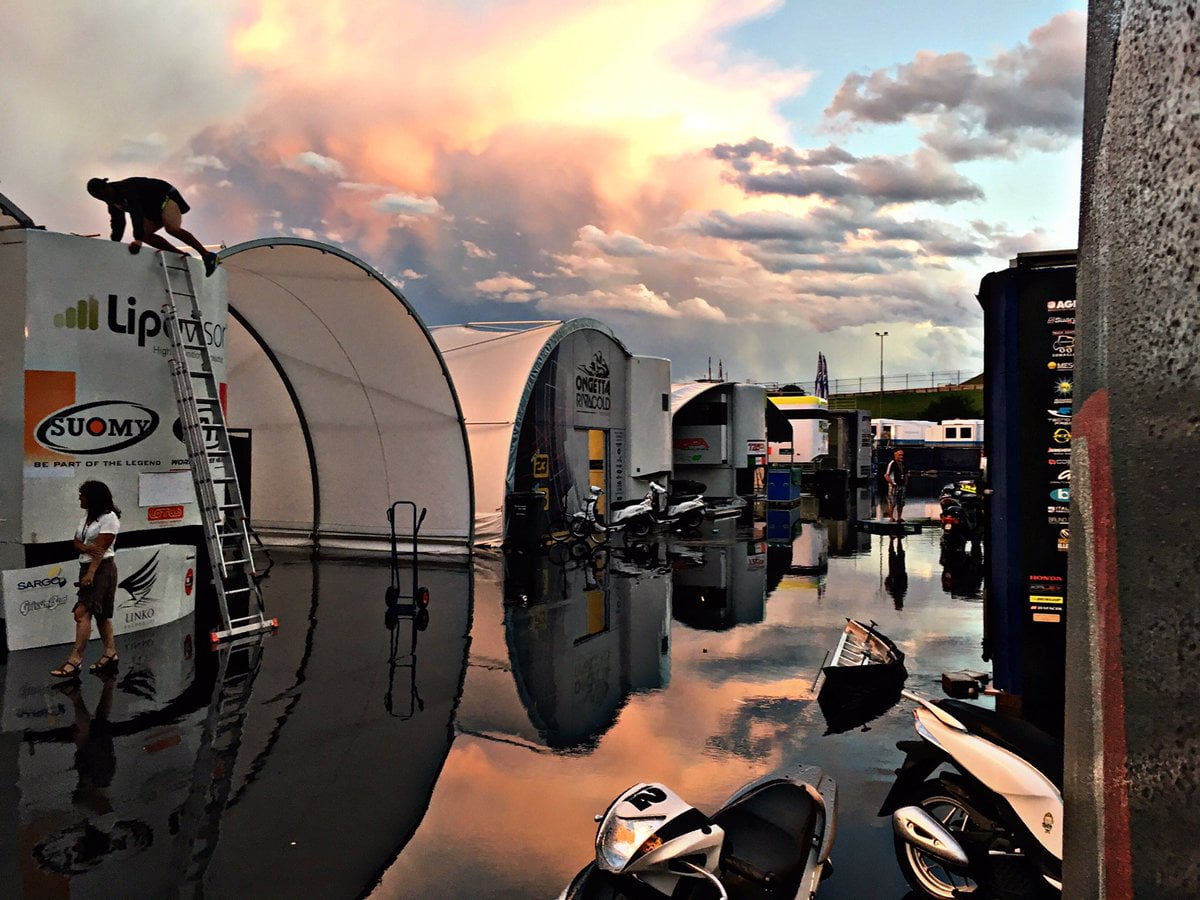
[587,429,607,517]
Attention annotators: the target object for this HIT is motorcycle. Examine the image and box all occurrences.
[649,479,707,531]
[561,763,837,899]
[879,682,1063,898]
[938,480,982,552]
[571,485,657,541]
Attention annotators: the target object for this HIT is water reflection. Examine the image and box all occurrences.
[940,541,985,600]
[885,535,909,609]
[671,538,766,631]
[1,553,473,898]
[2,495,993,898]
[457,551,670,753]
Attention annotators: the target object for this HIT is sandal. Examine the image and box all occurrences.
[51,660,82,679]
[90,654,119,674]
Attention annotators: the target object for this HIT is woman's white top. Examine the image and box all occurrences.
[77,512,120,562]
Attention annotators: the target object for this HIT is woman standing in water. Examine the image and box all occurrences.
[51,481,121,679]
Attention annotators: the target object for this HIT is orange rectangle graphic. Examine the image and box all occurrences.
[24,370,76,460]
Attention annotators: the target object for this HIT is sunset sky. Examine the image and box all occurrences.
[2,1,1086,384]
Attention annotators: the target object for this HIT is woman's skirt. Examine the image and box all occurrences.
[76,558,118,620]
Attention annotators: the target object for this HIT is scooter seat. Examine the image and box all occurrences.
[609,498,646,511]
[940,699,1064,790]
[711,782,815,899]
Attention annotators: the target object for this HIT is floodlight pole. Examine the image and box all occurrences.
[875,331,888,421]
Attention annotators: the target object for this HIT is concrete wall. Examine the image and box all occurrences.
[1067,2,1200,896]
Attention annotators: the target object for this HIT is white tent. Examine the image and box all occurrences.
[223,239,473,553]
[433,320,671,546]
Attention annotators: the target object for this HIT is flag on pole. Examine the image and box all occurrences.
[815,352,829,399]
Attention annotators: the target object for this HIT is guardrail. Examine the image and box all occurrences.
[756,371,980,396]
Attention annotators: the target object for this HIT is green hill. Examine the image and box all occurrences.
[829,387,983,420]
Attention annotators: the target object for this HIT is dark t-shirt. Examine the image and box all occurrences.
[105,177,188,240]
[886,458,907,485]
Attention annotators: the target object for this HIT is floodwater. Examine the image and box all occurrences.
[0,493,988,898]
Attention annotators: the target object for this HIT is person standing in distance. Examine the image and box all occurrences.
[86,176,219,276]
[51,481,122,679]
[884,449,909,523]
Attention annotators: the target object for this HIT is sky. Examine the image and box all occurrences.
[1,0,1087,385]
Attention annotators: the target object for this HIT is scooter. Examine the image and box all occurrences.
[938,480,982,552]
[570,486,657,541]
[561,763,837,899]
[649,480,707,531]
[879,682,1063,898]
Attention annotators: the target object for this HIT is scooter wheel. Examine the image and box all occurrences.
[629,518,652,539]
[894,778,1006,899]
[681,511,704,530]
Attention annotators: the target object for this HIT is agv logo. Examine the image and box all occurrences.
[35,401,159,454]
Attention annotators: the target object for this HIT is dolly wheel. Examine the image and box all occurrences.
[385,585,399,608]
[417,586,430,608]
[415,608,430,631]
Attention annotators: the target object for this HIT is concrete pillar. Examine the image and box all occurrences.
[1068,1,1200,896]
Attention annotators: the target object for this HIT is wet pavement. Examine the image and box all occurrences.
[0,493,988,898]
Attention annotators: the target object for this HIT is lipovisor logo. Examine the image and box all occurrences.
[35,400,159,455]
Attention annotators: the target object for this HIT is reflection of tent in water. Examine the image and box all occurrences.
[671,539,767,631]
[456,554,670,751]
[431,320,671,547]
[1,558,474,896]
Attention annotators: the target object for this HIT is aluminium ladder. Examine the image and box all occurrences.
[160,253,276,643]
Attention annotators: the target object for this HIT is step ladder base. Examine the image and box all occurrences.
[211,618,280,646]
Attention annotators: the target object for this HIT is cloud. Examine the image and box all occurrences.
[110,132,169,164]
[826,11,1086,161]
[185,154,229,172]
[462,240,496,259]
[475,273,546,303]
[544,283,680,318]
[372,192,444,216]
[288,150,347,177]
[676,297,727,321]
[726,146,983,205]
[475,273,537,293]
[576,224,671,258]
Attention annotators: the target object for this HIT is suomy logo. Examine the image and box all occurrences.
[54,294,225,349]
[35,401,159,455]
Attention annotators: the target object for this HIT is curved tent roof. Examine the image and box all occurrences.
[431,319,630,545]
[670,380,728,415]
[222,239,473,552]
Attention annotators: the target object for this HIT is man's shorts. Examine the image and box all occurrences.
[889,485,907,507]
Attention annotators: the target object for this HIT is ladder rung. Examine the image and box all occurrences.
[224,557,250,566]
[208,450,231,457]
[183,343,205,350]
[219,503,242,510]
[213,476,236,483]
[191,371,216,379]
[223,587,252,596]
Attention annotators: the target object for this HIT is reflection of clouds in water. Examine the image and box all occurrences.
[705,696,811,762]
[684,624,829,684]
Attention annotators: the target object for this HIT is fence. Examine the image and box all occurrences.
[755,370,978,396]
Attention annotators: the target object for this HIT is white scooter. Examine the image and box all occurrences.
[649,480,707,531]
[879,684,1063,898]
[570,486,657,540]
[561,763,837,899]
